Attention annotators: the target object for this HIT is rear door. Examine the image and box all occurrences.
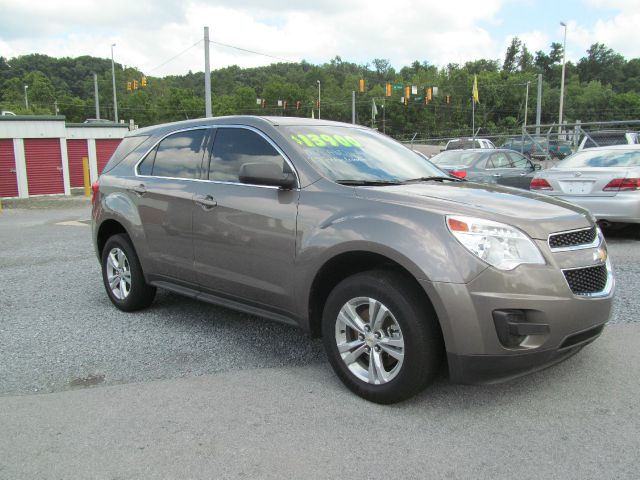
[192,126,300,314]
[485,151,521,187]
[507,152,536,189]
[133,128,209,285]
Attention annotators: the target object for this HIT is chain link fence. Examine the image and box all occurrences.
[402,120,640,169]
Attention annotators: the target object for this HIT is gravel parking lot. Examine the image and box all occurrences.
[1,199,639,479]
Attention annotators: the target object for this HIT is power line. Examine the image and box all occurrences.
[146,40,203,74]
[209,40,296,63]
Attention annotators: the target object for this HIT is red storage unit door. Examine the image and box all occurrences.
[0,139,19,198]
[24,138,64,195]
[66,139,89,188]
[96,139,122,174]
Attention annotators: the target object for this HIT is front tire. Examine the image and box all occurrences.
[101,233,156,311]
[322,270,443,404]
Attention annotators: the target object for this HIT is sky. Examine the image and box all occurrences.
[0,0,638,77]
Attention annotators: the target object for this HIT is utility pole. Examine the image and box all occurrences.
[24,85,29,110]
[204,26,212,117]
[523,81,530,129]
[111,44,118,123]
[535,74,542,136]
[382,99,385,134]
[352,91,355,124]
[558,22,567,134]
[93,72,100,119]
[317,80,321,119]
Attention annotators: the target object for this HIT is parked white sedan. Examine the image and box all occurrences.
[531,145,640,227]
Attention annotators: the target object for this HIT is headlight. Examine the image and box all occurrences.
[446,215,545,270]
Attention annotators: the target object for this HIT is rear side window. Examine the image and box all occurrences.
[102,135,149,173]
[487,152,513,168]
[208,128,286,182]
[509,152,530,168]
[142,129,206,179]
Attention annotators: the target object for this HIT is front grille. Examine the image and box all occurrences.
[563,264,608,295]
[549,226,597,250]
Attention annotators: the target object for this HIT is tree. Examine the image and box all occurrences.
[503,37,522,73]
[518,45,534,72]
[577,43,626,86]
[549,42,564,64]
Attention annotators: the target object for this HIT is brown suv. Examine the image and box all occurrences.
[92,116,614,403]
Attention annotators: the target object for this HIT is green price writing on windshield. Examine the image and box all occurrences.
[291,133,362,148]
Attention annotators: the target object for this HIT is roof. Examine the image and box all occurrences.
[132,115,365,136]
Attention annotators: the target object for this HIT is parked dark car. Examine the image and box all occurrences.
[429,148,540,189]
[92,116,613,404]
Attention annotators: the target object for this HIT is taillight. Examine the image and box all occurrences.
[530,178,552,190]
[450,170,467,179]
[603,178,640,191]
[91,181,100,206]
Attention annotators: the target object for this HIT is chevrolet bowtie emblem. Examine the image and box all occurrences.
[594,247,607,264]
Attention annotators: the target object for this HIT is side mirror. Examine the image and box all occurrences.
[534,163,542,171]
[238,162,297,190]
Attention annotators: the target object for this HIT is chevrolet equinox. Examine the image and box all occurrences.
[92,116,614,404]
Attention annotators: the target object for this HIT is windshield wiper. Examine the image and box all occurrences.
[335,179,404,186]
[404,176,465,183]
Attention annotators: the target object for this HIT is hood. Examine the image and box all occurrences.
[358,181,592,239]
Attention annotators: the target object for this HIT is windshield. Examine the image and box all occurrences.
[283,126,446,182]
[558,149,640,168]
[430,150,481,166]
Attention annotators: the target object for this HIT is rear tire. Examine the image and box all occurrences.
[101,233,156,311]
[322,270,443,404]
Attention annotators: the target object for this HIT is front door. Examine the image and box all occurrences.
[193,127,299,314]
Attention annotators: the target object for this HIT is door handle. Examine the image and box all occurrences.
[129,184,147,196]
[194,194,217,210]
[492,173,502,177]
[9,168,16,173]
[56,166,63,172]
[519,172,528,176]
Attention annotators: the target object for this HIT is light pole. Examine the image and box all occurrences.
[111,43,119,123]
[558,22,567,135]
[24,85,29,110]
[317,80,321,120]
[524,81,530,129]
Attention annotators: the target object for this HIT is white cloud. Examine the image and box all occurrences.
[0,0,638,78]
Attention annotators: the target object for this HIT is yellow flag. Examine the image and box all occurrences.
[472,75,480,104]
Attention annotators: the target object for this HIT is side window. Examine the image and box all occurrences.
[509,152,529,168]
[487,152,513,168]
[209,128,286,183]
[137,147,156,175]
[150,129,206,179]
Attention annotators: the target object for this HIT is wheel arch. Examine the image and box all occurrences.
[96,218,130,258]
[306,250,443,343]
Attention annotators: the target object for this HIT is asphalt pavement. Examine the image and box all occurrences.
[0,200,639,479]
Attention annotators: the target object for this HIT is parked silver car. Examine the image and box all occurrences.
[531,145,640,227]
[429,148,540,189]
[92,116,614,404]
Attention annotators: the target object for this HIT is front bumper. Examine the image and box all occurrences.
[421,235,614,384]
[447,324,604,384]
